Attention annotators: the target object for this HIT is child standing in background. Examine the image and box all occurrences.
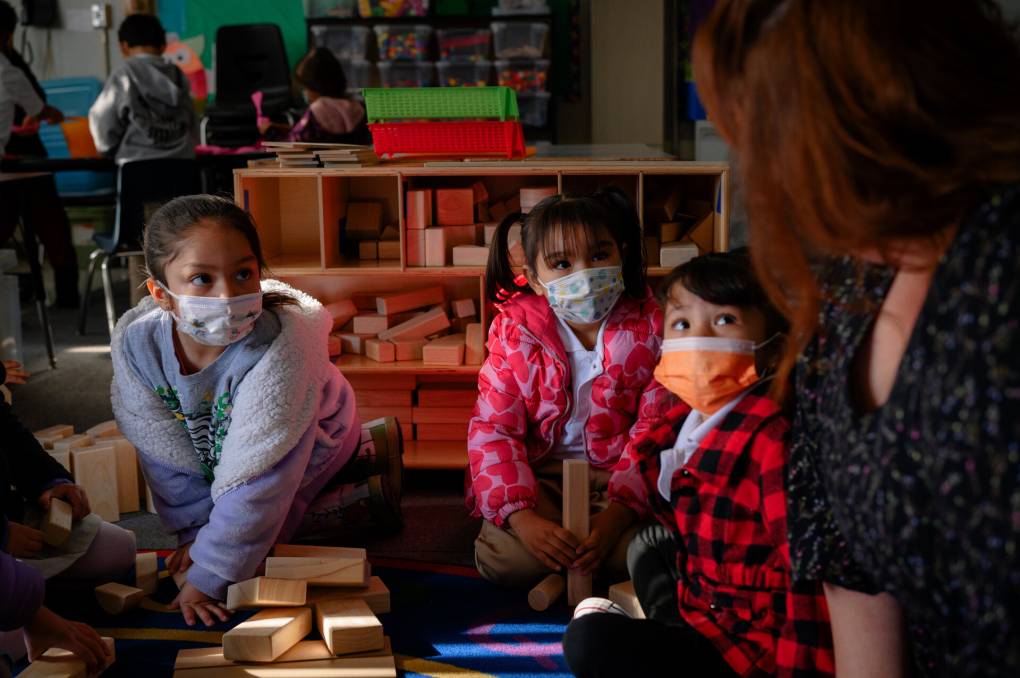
[468,188,674,588]
[110,195,400,627]
[563,252,833,677]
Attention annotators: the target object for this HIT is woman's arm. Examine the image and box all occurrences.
[824,583,907,678]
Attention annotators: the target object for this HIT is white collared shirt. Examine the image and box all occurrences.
[552,315,607,460]
[0,52,44,153]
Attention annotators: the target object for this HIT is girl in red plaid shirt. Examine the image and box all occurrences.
[563,251,834,677]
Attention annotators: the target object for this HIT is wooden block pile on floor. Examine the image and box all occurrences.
[32,421,155,523]
[173,544,395,677]
[18,637,116,677]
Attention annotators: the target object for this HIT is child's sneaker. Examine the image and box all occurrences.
[572,597,633,620]
[331,417,404,499]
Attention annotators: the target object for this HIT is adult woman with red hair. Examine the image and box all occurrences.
[693,1,1019,676]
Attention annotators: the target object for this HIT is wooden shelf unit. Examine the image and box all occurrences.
[235,161,730,468]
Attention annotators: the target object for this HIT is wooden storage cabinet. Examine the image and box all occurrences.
[235,162,729,469]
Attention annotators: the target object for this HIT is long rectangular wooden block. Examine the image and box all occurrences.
[70,445,119,522]
[563,459,591,605]
[465,322,484,365]
[42,498,72,547]
[344,374,416,391]
[222,607,312,663]
[659,221,684,243]
[136,551,158,595]
[358,240,379,260]
[339,333,374,355]
[95,582,144,614]
[660,242,699,268]
[412,407,473,425]
[33,425,74,450]
[406,229,426,267]
[346,202,382,239]
[355,390,412,408]
[171,655,396,677]
[306,576,391,614]
[226,577,307,610]
[48,449,71,474]
[422,333,465,366]
[375,286,445,316]
[21,636,115,677]
[424,227,446,267]
[451,298,476,319]
[436,188,474,226]
[452,245,490,267]
[644,235,660,267]
[105,437,140,513]
[687,210,714,253]
[377,306,450,342]
[391,338,425,361]
[358,407,413,441]
[328,333,343,357]
[325,300,357,331]
[174,638,392,671]
[353,314,390,335]
[86,420,120,439]
[417,384,478,408]
[265,557,368,587]
[405,188,432,229]
[378,240,401,261]
[607,580,646,619]
[364,339,395,363]
[414,424,468,441]
[315,598,384,656]
[52,434,93,455]
[273,544,368,560]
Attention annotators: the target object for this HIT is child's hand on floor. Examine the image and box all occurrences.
[573,503,637,576]
[23,606,111,673]
[1,360,29,385]
[509,509,580,572]
[38,484,91,520]
[170,582,231,627]
[166,543,193,574]
[4,522,43,558]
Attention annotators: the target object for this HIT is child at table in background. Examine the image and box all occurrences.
[110,195,402,627]
[562,251,834,678]
[468,187,675,588]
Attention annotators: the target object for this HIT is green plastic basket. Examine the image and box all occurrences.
[363,86,520,122]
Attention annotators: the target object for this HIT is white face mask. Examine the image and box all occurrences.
[158,282,263,347]
[539,265,624,324]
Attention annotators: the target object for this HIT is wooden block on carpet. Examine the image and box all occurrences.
[273,544,368,560]
[325,300,357,331]
[412,407,473,425]
[608,580,646,619]
[422,334,465,366]
[391,338,425,361]
[377,307,450,342]
[95,582,144,614]
[405,189,432,230]
[105,437,139,513]
[528,573,564,611]
[365,339,395,363]
[33,425,74,450]
[436,188,474,226]
[452,245,489,267]
[465,322,484,365]
[356,390,412,408]
[406,229,426,267]
[42,498,72,547]
[306,576,391,614]
[414,423,467,441]
[136,551,158,595]
[171,655,395,677]
[52,434,93,455]
[85,420,120,439]
[21,637,114,677]
[265,557,368,587]
[226,577,307,610]
[315,598,384,656]
[222,607,312,663]
[70,445,119,522]
[174,638,392,671]
[375,286,445,316]
[416,384,477,408]
[563,459,591,605]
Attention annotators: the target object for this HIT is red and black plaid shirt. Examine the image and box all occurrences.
[632,382,834,677]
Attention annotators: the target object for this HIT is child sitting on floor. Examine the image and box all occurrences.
[110,195,401,627]
[562,251,834,677]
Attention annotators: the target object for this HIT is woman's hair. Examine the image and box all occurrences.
[484,186,646,303]
[693,0,1020,390]
[295,48,348,98]
[143,194,295,309]
[656,249,787,338]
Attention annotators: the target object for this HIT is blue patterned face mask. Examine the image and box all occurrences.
[539,265,625,324]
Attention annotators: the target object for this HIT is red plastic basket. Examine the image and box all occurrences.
[369,120,526,158]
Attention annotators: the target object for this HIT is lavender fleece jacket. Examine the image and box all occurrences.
[109,280,360,600]
[0,518,44,630]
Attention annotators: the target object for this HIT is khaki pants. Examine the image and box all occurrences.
[474,461,642,588]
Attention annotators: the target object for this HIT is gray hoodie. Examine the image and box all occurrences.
[89,53,197,164]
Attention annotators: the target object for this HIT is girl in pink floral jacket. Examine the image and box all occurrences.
[468,187,675,588]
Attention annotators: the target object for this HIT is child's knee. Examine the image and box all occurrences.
[562,614,617,677]
[473,525,548,588]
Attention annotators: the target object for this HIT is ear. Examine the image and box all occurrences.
[147,279,172,311]
[119,42,130,57]
[522,265,546,297]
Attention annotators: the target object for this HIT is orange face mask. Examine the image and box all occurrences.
[654,337,760,414]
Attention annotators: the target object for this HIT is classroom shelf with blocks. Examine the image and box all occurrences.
[234,161,730,469]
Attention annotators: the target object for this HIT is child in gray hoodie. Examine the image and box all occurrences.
[88,13,197,164]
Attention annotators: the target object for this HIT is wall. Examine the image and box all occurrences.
[589,0,664,145]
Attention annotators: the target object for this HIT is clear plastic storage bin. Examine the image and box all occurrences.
[306,0,358,18]
[341,60,376,94]
[495,58,548,92]
[436,60,492,87]
[437,28,492,61]
[491,21,548,58]
[359,0,429,16]
[374,24,433,60]
[377,60,435,87]
[517,91,550,126]
[311,25,372,60]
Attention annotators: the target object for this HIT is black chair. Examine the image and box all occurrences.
[201,24,295,147]
[77,159,200,336]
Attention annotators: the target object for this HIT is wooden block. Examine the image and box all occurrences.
[375,286,445,316]
[424,227,446,267]
[95,582,144,614]
[563,459,591,605]
[644,235,660,267]
[305,576,391,614]
[422,334,465,366]
[659,221,684,243]
[451,298,475,319]
[687,209,714,253]
[465,322,484,365]
[85,420,120,439]
[435,188,474,226]
[417,384,477,408]
[364,339,395,363]
[520,186,557,213]
[339,333,374,355]
[265,557,368,587]
[33,425,74,449]
[273,544,368,560]
[358,240,379,260]
[391,338,425,361]
[70,445,119,522]
[346,202,382,239]
[452,245,489,267]
[488,200,508,221]
[325,300,357,331]
[660,242,699,268]
[351,293,378,312]
[21,636,114,677]
[483,222,498,246]
[470,180,488,204]
[315,598,384,656]
[226,577,307,610]
[171,655,396,677]
[345,374,416,390]
[353,314,390,335]
[356,390,412,407]
[504,193,521,214]
[528,573,565,611]
[412,407,473,425]
[378,240,401,260]
[358,407,413,441]
[379,224,399,241]
[377,306,450,342]
[608,580,646,619]
[405,189,432,229]
[414,424,467,441]
[52,434,93,455]
[136,551,158,595]
[328,333,343,357]
[444,224,480,250]
[174,638,392,671]
[42,498,72,547]
[222,607,312,663]
[406,229,426,267]
[477,203,491,221]
[49,449,71,474]
[106,437,140,513]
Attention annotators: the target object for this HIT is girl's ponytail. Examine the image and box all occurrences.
[484,211,527,303]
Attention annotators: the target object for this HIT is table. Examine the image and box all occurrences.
[0,172,58,367]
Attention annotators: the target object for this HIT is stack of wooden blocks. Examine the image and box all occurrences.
[643,187,714,269]
[32,421,155,524]
[345,201,401,263]
[343,377,476,446]
[172,545,394,677]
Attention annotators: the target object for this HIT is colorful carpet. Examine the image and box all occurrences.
[15,555,573,677]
